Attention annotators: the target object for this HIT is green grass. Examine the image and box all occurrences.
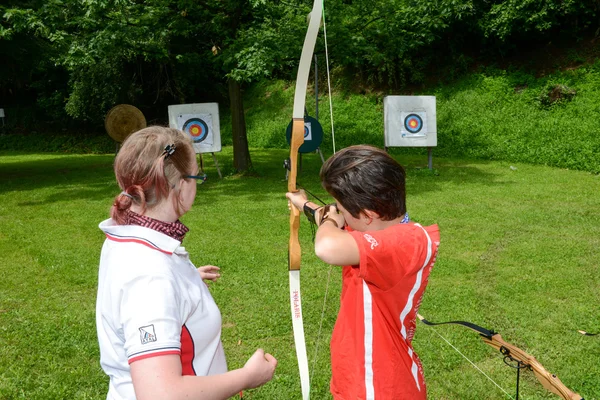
[0,148,598,399]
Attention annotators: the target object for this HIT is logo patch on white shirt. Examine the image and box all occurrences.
[139,325,157,344]
[363,233,379,250]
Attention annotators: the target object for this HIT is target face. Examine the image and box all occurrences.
[182,118,209,143]
[169,105,221,154]
[404,114,423,134]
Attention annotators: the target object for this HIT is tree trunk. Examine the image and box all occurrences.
[228,78,252,172]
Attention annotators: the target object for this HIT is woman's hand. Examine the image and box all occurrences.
[242,349,278,389]
[198,265,220,282]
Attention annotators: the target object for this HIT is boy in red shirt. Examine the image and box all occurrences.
[287,145,440,400]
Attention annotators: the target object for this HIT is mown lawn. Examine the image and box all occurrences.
[0,148,598,399]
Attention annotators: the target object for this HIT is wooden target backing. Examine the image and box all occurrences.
[105,104,147,143]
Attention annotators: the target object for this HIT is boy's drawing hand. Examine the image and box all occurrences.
[321,203,345,227]
[198,265,221,282]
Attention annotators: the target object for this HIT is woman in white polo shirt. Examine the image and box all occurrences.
[96,126,277,400]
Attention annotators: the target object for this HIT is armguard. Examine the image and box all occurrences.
[303,202,317,224]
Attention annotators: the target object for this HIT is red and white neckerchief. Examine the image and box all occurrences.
[125,210,189,242]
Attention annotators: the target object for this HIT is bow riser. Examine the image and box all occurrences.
[288,119,304,271]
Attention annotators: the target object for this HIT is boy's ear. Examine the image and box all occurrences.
[362,209,379,224]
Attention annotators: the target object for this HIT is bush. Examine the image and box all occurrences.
[0,131,115,154]
[537,83,577,108]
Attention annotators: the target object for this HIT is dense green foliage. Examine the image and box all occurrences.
[0,151,598,399]
[1,0,278,123]
[1,0,599,128]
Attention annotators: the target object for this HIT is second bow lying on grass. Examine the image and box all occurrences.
[417,314,583,400]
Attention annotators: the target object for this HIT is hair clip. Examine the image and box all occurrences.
[162,143,176,159]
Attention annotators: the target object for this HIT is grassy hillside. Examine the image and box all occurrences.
[235,61,600,173]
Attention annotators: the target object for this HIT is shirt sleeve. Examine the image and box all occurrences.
[349,225,431,291]
[120,273,184,364]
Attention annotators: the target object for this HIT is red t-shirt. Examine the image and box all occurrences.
[330,223,440,400]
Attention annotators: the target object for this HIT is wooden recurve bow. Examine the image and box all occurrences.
[288,1,323,399]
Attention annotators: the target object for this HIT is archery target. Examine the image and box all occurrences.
[384,96,436,148]
[404,114,423,134]
[399,111,427,138]
[177,114,213,146]
[182,117,209,143]
[168,104,221,154]
[304,123,312,141]
[285,116,324,153]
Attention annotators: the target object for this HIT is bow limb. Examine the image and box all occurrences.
[417,314,583,400]
[482,335,583,400]
[288,1,323,399]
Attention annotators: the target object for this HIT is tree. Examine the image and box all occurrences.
[1,0,309,171]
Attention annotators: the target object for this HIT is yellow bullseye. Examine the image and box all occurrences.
[190,126,200,136]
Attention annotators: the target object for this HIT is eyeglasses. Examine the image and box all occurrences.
[186,174,207,184]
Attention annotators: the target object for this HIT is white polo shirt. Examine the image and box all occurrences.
[96,219,227,400]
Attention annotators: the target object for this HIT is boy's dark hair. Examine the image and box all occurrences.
[320,145,406,221]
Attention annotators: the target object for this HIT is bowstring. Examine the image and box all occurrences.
[297,183,328,206]
[308,0,336,383]
[310,261,334,384]
[321,0,335,154]
[296,182,335,386]
[421,322,515,400]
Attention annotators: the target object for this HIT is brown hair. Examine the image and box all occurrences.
[320,145,406,221]
[111,126,195,224]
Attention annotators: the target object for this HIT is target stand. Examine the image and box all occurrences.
[384,96,437,169]
[168,103,222,179]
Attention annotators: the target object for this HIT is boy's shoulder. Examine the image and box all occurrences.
[349,223,439,252]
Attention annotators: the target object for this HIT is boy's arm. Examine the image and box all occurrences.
[314,209,360,266]
[286,191,360,266]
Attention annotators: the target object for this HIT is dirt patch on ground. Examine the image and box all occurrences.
[497,34,600,77]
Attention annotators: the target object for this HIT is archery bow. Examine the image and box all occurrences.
[288,1,323,399]
[417,314,583,400]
